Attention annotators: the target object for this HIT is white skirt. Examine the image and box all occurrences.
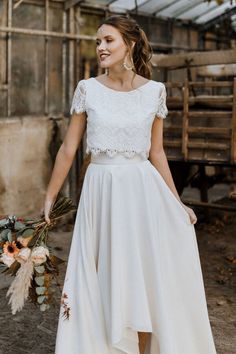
[55,153,217,354]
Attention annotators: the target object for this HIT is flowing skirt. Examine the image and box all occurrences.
[55,153,217,354]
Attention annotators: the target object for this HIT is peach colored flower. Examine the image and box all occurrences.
[17,235,33,247]
[31,246,49,265]
[3,241,20,257]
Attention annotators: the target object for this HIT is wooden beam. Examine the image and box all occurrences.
[182,199,236,212]
[187,142,229,150]
[65,0,84,10]
[151,49,236,69]
[187,127,231,136]
[188,111,231,119]
[0,25,96,40]
[189,81,233,88]
[182,79,189,160]
[231,77,236,163]
[197,64,236,77]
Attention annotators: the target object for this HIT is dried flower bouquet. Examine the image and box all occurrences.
[0,196,76,314]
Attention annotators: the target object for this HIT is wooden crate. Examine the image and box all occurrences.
[163,78,236,165]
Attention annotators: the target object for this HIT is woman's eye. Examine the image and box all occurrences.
[95,39,112,46]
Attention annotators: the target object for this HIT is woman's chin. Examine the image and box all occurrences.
[100,62,110,69]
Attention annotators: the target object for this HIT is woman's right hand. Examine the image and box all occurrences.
[44,197,56,224]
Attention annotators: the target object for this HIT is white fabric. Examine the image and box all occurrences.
[70,78,168,158]
[55,79,217,354]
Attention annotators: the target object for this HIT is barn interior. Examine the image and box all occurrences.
[0,0,236,215]
[0,2,236,353]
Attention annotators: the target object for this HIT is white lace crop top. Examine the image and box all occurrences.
[70,77,168,158]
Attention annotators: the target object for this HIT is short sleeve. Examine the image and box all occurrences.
[155,83,168,119]
[70,80,86,115]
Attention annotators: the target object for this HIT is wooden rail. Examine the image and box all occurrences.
[164,79,235,164]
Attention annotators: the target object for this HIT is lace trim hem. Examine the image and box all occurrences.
[86,147,148,158]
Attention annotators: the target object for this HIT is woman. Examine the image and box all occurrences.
[44,15,217,354]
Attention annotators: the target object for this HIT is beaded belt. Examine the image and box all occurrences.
[90,152,148,165]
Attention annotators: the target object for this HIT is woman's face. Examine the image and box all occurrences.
[96,24,128,69]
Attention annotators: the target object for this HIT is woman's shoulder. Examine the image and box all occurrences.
[73,77,95,95]
[150,79,166,88]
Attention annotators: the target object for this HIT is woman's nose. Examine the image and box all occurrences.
[97,41,106,51]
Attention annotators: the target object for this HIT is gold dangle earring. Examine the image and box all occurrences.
[123,53,134,71]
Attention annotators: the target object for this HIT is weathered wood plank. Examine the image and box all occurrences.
[151,50,236,69]
[182,79,189,160]
[65,0,83,10]
[164,125,182,131]
[188,111,231,119]
[189,95,233,104]
[164,140,182,147]
[165,81,233,88]
[188,127,231,135]
[231,78,236,163]
[188,142,229,150]
[189,81,233,87]
[197,64,236,78]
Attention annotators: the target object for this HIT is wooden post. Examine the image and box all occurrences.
[44,0,49,115]
[62,8,67,113]
[7,0,12,117]
[231,77,236,163]
[182,78,189,160]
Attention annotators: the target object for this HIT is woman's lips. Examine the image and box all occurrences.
[100,54,110,61]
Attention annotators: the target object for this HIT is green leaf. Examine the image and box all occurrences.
[14,221,25,231]
[39,303,50,312]
[27,234,38,247]
[37,295,46,304]
[7,230,12,242]
[21,228,34,238]
[36,286,46,295]
[0,219,7,227]
[0,229,10,241]
[34,265,45,273]
[35,276,44,286]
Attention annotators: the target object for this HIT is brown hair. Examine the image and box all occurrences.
[97,15,153,79]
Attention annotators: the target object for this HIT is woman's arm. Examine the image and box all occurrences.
[149,117,197,224]
[44,112,87,222]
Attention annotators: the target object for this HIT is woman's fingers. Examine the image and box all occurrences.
[44,199,54,224]
[182,203,197,224]
[188,208,197,224]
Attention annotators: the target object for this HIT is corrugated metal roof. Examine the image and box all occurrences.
[80,0,236,29]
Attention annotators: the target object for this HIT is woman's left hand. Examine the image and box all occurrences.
[181,203,197,224]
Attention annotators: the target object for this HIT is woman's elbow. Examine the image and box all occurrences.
[149,147,165,163]
[58,143,76,162]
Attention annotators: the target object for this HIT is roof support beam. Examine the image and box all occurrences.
[199,6,236,30]
[152,0,181,16]
[65,0,84,10]
[173,0,203,18]
[192,3,220,21]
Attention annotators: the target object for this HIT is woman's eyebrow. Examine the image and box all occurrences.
[96,35,114,40]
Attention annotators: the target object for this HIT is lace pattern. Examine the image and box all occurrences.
[70,80,86,115]
[69,78,168,158]
[155,84,168,119]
